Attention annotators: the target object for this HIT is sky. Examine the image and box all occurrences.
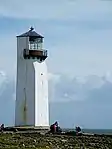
[0,0,112,129]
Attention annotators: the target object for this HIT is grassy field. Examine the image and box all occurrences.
[0,132,112,149]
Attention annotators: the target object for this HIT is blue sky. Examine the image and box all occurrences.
[0,0,112,128]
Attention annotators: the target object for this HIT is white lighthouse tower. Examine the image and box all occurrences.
[15,27,49,129]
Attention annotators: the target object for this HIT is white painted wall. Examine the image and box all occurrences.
[34,61,49,127]
[15,36,49,127]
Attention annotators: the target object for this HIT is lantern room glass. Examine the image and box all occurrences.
[29,37,43,50]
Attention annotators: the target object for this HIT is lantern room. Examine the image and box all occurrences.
[17,27,47,61]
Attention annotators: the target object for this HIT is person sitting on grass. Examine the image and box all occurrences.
[0,124,4,132]
[50,121,62,133]
[75,126,81,135]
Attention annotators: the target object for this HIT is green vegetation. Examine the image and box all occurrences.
[0,132,112,149]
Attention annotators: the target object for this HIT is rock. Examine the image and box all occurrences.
[61,139,67,143]
[33,139,36,142]
[22,143,25,147]
[0,131,111,148]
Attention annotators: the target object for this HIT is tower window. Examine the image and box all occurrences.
[29,43,38,50]
[29,37,42,50]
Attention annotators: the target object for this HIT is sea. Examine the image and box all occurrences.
[64,128,112,135]
[82,129,112,135]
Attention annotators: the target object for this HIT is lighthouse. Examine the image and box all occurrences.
[15,27,49,129]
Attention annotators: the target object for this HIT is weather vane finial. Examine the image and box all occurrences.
[30,26,34,31]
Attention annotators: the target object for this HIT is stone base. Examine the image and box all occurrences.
[14,125,50,130]
[33,126,50,130]
[5,125,50,132]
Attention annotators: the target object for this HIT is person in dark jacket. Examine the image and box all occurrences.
[50,121,61,133]
[75,126,81,135]
[0,124,4,132]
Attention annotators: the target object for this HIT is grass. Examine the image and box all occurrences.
[0,132,111,149]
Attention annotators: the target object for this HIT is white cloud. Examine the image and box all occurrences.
[0,35,16,77]
[49,73,112,102]
[48,37,112,76]
[48,73,60,83]
[0,71,7,88]
[0,71,6,77]
[104,71,112,82]
[0,70,110,104]
[0,0,112,20]
[0,70,15,98]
